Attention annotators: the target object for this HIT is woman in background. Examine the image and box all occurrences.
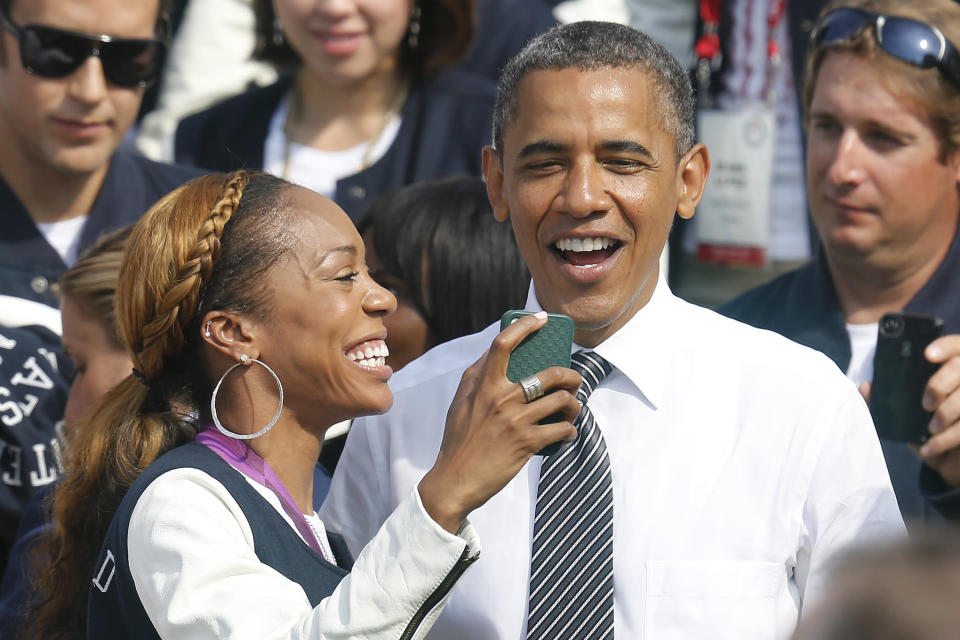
[361,176,530,371]
[2,228,130,639]
[175,0,494,223]
[58,229,132,426]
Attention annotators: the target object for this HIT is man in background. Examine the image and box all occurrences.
[723,0,960,524]
[0,0,199,319]
[0,0,199,571]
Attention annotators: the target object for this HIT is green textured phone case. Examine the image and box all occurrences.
[500,311,574,455]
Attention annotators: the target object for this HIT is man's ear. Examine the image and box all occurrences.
[201,311,259,362]
[675,143,710,220]
[482,145,510,222]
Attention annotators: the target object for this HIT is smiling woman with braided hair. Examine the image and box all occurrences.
[29,170,581,639]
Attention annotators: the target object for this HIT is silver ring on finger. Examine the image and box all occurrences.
[519,374,545,403]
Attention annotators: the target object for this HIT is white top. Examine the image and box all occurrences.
[320,276,904,640]
[262,96,402,198]
[625,0,698,68]
[127,468,481,640]
[554,0,629,24]
[241,476,337,564]
[36,216,86,266]
[135,0,278,161]
[0,296,61,334]
[846,322,879,387]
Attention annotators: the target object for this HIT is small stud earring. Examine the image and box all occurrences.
[205,321,212,338]
[240,354,249,364]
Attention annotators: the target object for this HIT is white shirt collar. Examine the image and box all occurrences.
[523,273,678,410]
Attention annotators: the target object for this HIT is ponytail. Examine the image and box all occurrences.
[25,171,294,639]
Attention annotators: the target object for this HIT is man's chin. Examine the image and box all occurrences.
[40,135,122,176]
[823,227,883,259]
[46,150,117,178]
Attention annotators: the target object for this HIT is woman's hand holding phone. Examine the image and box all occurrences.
[418,312,582,534]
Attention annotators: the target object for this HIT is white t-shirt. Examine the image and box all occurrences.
[36,216,87,266]
[846,322,879,387]
[262,96,401,198]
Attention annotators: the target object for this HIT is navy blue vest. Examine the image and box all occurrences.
[87,443,353,638]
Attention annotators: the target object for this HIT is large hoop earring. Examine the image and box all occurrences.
[210,356,284,440]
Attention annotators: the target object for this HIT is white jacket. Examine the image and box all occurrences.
[126,466,481,640]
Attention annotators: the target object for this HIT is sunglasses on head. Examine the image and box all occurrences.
[0,9,165,88]
[811,7,960,89]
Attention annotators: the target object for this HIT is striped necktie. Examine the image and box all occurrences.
[527,350,615,640]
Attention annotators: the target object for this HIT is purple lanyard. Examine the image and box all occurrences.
[195,425,327,559]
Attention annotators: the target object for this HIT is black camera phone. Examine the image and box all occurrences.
[869,312,944,444]
[500,310,574,456]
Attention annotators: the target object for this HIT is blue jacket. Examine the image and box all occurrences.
[0,149,202,310]
[174,70,496,223]
[721,229,960,523]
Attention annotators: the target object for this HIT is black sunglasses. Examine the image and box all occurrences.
[0,9,165,88]
[811,7,960,89]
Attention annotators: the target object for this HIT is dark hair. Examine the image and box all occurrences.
[0,0,171,69]
[252,0,475,79]
[0,0,172,37]
[363,176,529,342]
[803,0,960,160]
[492,21,696,162]
[27,171,293,640]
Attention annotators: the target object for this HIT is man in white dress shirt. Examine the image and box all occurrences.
[321,21,904,639]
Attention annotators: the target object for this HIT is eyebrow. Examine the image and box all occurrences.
[517,140,569,159]
[516,139,654,159]
[600,140,654,159]
[314,245,357,270]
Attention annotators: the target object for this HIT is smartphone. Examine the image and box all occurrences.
[500,310,575,455]
[869,312,944,444]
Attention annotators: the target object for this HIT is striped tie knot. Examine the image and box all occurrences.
[570,350,613,403]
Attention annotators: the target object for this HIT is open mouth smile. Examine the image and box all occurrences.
[552,236,622,267]
[345,339,389,369]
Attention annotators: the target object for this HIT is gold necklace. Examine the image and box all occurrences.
[281,81,409,181]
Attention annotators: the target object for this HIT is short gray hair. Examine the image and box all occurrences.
[492,21,696,162]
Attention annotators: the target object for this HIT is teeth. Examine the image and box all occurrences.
[356,356,386,369]
[346,340,389,365]
[555,237,614,252]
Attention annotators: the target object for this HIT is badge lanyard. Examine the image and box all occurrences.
[196,426,328,559]
[695,0,788,106]
[693,0,788,266]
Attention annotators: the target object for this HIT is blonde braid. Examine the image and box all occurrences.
[25,171,284,640]
[133,171,250,376]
